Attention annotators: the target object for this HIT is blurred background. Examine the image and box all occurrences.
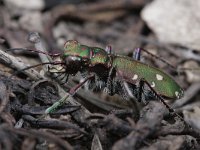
[0,0,200,149]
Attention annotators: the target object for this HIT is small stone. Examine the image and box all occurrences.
[4,0,45,15]
[183,60,200,83]
[141,0,200,50]
[183,107,200,131]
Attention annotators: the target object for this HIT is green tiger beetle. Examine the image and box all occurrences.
[8,40,184,115]
[44,40,184,114]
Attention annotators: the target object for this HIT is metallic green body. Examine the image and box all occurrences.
[112,55,183,99]
[64,40,90,59]
[64,40,110,67]
[63,40,183,100]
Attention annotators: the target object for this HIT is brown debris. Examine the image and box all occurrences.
[0,0,200,149]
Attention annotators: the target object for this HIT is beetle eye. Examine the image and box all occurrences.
[64,56,82,74]
[65,56,81,64]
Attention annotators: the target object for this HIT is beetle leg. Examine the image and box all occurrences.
[134,48,177,71]
[123,82,135,98]
[60,74,69,85]
[45,75,94,114]
[107,67,130,100]
[105,66,115,95]
[116,79,129,100]
[139,78,174,113]
[137,79,145,103]
[113,70,131,100]
[141,79,185,121]
[52,71,67,80]
[105,45,112,54]
[133,48,142,60]
[48,71,70,85]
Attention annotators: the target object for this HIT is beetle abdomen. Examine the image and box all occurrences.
[112,55,184,99]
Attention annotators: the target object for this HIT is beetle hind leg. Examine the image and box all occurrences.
[137,78,174,112]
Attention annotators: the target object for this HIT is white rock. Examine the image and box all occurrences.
[183,60,200,83]
[141,0,200,50]
[4,0,45,15]
[183,107,200,132]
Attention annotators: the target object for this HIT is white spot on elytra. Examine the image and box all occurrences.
[156,74,163,80]
[132,74,138,80]
[151,81,155,87]
[175,91,179,98]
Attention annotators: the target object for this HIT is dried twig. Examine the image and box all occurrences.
[112,101,167,150]
[0,48,44,80]
[172,82,200,109]
[0,81,9,113]
[3,124,74,150]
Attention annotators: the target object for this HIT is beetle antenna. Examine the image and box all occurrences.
[10,61,65,78]
[6,48,61,57]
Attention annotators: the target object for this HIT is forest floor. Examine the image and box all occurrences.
[0,0,200,149]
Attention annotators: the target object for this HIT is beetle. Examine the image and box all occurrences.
[8,40,184,114]
[63,40,183,96]
[42,40,184,114]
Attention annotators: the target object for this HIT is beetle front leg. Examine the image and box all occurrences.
[45,75,94,114]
